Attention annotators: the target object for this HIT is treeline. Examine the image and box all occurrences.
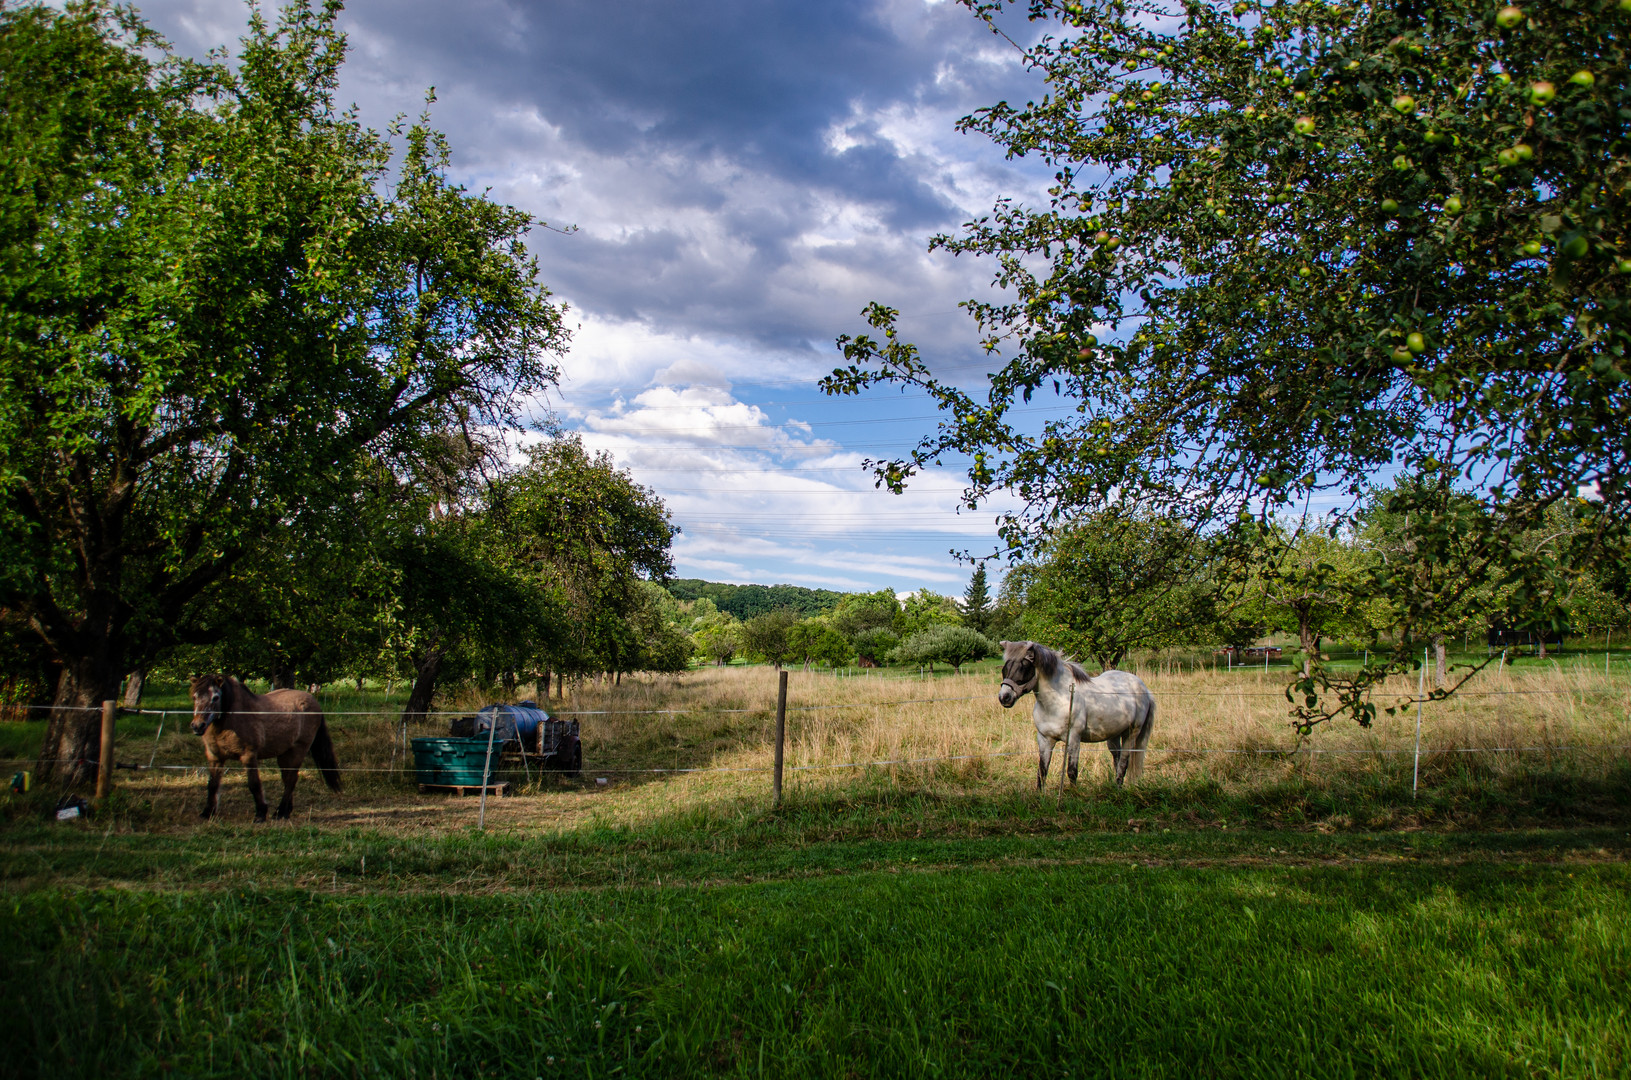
[663,581,845,620]
[1007,483,1631,683]
[1,434,687,710]
[651,481,1631,684]
[658,567,1010,675]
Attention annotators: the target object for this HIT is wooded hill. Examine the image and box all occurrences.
[663,580,846,620]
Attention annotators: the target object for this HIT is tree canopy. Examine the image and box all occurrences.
[0,2,568,778]
[824,0,1630,724]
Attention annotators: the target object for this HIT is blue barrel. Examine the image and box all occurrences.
[475,701,550,743]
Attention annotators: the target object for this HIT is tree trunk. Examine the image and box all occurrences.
[1433,633,1448,688]
[402,646,445,725]
[1536,631,1547,659]
[541,670,551,698]
[121,668,145,709]
[37,654,121,786]
[1299,613,1317,678]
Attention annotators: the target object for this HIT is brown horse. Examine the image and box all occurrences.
[189,675,341,821]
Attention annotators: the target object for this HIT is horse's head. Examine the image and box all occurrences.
[997,641,1039,708]
[189,675,226,735]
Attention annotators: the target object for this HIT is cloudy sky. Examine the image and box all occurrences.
[145,0,1061,595]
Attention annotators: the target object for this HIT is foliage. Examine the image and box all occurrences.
[691,610,742,667]
[628,582,694,674]
[890,624,998,673]
[175,467,401,689]
[988,568,1029,643]
[663,580,844,620]
[830,589,902,640]
[897,590,961,637]
[1256,523,1378,675]
[1020,512,1220,668]
[822,0,1631,726]
[787,619,853,669]
[0,2,567,778]
[739,609,801,669]
[490,436,677,680]
[850,626,901,667]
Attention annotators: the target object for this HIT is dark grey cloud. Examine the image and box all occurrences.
[139,0,1053,386]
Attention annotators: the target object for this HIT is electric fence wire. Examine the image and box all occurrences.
[9,744,1631,778]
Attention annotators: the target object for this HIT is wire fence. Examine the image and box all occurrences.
[6,659,1624,822]
[8,744,1631,778]
[7,677,1628,794]
[11,679,1631,719]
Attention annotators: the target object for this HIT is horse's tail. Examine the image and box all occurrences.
[310,716,343,793]
[1124,692,1156,784]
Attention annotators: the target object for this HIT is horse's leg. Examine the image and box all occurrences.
[1036,732,1056,790]
[1065,727,1083,786]
[243,754,269,822]
[274,747,302,820]
[201,753,224,820]
[1106,730,1125,786]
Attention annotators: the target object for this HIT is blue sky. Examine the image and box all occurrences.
[143,0,1062,596]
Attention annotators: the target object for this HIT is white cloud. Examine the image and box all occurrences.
[568,383,1008,590]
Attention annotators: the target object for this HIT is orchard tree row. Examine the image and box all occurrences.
[1010,481,1630,685]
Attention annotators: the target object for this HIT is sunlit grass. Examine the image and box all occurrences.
[3,658,1628,1078]
[4,657,1628,836]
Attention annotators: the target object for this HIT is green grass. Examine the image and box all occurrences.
[4,666,1629,1077]
[3,825,1627,1079]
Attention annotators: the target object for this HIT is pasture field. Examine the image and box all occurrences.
[2,660,1629,1077]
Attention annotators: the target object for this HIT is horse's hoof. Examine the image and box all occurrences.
[274,809,292,821]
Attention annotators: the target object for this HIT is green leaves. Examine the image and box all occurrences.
[0,3,571,728]
[827,0,1631,727]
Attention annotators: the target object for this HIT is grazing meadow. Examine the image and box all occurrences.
[3,657,1628,1077]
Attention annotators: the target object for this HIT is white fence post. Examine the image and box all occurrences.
[1412,647,1426,798]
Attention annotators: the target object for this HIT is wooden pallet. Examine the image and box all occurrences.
[418,781,512,797]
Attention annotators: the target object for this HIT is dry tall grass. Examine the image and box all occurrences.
[94,661,1631,834]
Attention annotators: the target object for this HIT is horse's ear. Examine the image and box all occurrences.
[1024,643,1035,660]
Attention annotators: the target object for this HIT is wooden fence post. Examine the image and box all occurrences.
[95,700,116,800]
[773,669,788,806]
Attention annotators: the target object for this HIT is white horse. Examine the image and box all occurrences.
[997,640,1156,788]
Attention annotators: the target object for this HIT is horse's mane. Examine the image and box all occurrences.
[1032,643,1096,684]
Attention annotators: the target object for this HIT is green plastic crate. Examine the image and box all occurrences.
[411,737,501,787]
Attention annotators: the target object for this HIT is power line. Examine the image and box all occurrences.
[576,406,1077,430]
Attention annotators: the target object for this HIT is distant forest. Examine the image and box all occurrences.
[664,580,846,620]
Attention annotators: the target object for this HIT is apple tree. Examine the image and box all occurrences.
[824,0,1631,727]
